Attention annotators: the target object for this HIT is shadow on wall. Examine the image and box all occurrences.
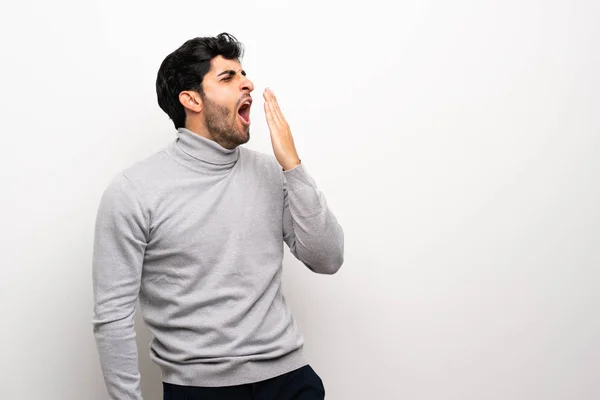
[135,302,163,400]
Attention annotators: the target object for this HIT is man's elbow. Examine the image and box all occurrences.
[324,237,344,274]
[310,251,344,275]
[326,252,344,275]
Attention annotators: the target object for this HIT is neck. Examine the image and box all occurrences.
[185,120,241,150]
[184,119,216,144]
[175,127,239,165]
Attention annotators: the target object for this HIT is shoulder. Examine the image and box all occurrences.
[239,146,282,176]
[121,147,172,185]
[99,146,171,207]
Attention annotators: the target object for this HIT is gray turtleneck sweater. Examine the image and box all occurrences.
[91,128,344,399]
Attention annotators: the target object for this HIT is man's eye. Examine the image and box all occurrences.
[223,76,232,81]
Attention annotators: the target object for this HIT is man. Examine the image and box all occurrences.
[92,32,344,400]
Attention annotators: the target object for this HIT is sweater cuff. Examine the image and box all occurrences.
[282,163,316,191]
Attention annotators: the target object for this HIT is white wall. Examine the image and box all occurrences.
[1,0,599,399]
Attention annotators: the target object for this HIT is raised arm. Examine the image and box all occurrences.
[282,163,344,274]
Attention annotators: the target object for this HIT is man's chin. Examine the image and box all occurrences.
[239,127,250,143]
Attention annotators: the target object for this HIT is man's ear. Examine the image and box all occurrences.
[179,91,203,113]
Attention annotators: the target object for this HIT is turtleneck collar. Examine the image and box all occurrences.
[175,127,240,165]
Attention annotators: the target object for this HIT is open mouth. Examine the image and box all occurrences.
[237,98,252,125]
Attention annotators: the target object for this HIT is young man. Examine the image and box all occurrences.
[91,33,344,400]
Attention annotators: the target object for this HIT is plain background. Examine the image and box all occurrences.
[1,0,598,399]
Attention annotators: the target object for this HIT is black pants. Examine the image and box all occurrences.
[163,365,326,400]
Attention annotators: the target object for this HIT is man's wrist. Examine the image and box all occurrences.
[282,158,301,171]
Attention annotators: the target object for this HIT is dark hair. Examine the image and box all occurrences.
[156,32,245,129]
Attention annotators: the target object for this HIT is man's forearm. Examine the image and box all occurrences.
[283,164,344,274]
[93,314,143,400]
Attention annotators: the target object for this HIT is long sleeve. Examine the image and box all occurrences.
[282,163,344,274]
[91,173,149,400]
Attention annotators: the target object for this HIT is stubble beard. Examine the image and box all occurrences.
[203,95,250,150]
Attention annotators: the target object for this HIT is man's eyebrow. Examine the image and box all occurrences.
[217,69,247,77]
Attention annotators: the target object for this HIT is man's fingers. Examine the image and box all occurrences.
[264,88,284,126]
[265,88,279,123]
[264,99,275,126]
[267,88,285,122]
[264,97,281,133]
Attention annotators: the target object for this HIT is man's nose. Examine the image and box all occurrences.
[241,76,254,93]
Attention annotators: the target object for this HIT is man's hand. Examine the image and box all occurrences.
[263,88,301,171]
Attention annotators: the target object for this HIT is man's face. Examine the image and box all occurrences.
[200,55,255,149]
